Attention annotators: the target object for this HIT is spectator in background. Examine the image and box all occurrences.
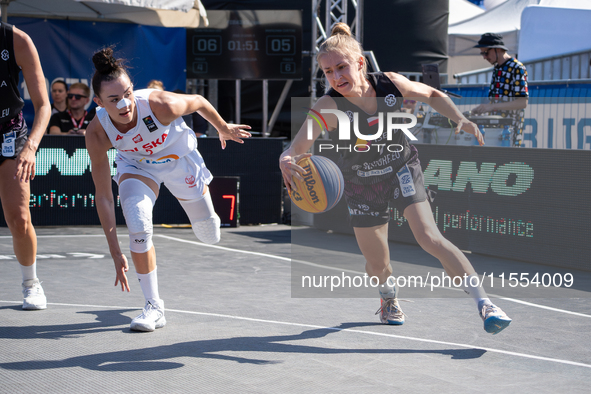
[401,98,417,114]
[0,22,51,310]
[50,80,68,115]
[48,82,95,135]
[471,33,528,147]
[147,80,164,90]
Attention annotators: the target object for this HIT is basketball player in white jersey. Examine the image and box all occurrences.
[85,47,251,332]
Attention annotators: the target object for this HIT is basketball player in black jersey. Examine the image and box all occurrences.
[0,22,51,309]
[280,23,511,334]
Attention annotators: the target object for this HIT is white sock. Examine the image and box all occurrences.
[463,274,491,308]
[379,281,396,299]
[20,261,37,282]
[137,267,160,304]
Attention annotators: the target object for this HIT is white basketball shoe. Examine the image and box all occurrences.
[22,279,47,310]
[130,299,166,332]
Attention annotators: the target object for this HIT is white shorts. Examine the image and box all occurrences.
[113,150,213,200]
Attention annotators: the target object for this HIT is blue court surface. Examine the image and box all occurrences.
[1,224,590,393]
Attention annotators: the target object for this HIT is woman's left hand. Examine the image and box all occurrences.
[14,140,37,183]
[455,118,484,146]
[280,152,312,194]
[218,124,252,149]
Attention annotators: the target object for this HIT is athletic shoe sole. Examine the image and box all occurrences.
[130,316,167,332]
[484,316,511,334]
[22,303,47,310]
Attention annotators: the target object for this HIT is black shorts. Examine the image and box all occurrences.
[344,155,428,228]
[0,112,28,164]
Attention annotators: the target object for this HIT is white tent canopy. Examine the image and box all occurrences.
[518,5,591,62]
[0,0,208,27]
[449,0,485,25]
[448,0,591,57]
[448,0,538,57]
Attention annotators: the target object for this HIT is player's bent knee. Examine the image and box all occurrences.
[119,178,157,253]
[192,215,221,244]
[178,190,221,244]
[128,228,153,253]
[4,214,31,238]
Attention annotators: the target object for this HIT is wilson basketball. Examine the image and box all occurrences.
[289,155,344,213]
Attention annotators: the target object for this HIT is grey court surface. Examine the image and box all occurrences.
[1,224,590,393]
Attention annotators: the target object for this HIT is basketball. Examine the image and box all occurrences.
[289,155,344,213]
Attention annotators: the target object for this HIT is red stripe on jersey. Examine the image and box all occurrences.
[368,116,379,127]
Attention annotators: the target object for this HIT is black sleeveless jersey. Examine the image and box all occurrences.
[0,22,24,125]
[326,72,413,185]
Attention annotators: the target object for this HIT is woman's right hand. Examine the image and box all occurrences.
[111,252,130,292]
[279,152,312,194]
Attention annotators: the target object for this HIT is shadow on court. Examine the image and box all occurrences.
[1,225,589,393]
[0,321,486,372]
[0,307,136,339]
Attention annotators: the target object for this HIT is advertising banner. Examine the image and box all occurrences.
[290,96,591,298]
[0,136,283,227]
[8,17,187,128]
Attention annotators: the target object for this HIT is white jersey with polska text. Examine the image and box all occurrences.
[97,89,197,165]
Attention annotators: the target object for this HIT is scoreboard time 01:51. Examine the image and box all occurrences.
[192,35,295,55]
[186,10,302,80]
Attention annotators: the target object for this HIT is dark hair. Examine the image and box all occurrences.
[91,47,130,96]
[51,80,68,91]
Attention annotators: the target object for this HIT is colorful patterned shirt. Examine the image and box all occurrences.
[488,57,528,146]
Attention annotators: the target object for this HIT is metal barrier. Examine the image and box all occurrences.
[440,81,591,149]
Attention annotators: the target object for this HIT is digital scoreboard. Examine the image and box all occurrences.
[209,177,239,227]
[186,10,302,80]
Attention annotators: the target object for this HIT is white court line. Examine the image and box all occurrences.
[156,234,363,274]
[155,234,591,319]
[1,299,590,370]
[156,234,292,262]
[3,233,589,319]
[496,297,591,318]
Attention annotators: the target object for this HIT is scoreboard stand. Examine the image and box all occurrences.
[186,10,302,137]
